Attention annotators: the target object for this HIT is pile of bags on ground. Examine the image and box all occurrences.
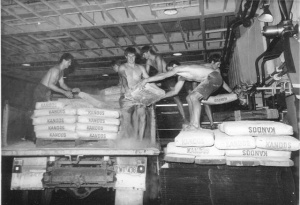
[32,100,121,144]
[164,120,299,166]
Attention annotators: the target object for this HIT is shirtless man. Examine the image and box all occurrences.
[118,47,150,140]
[25,53,80,141]
[141,46,188,125]
[34,53,80,103]
[141,58,231,130]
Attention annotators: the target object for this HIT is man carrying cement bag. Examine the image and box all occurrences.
[141,54,231,130]
[118,47,161,140]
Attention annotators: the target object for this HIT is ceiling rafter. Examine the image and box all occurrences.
[80,30,115,55]
[27,34,61,58]
[121,0,138,21]
[146,0,157,18]
[53,38,88,58]
[117,25,140,51]
[1,7,31,26]
[137,24,158,51]
[65,32,102,57]
[177,20,189,49]
[158,22,173,50]
[67,0,96,26]
[98,28,125,52]
[10,36,52,61]
[40,0,77,26]
[94,0,117,23]
[13,0,60,29]
[2,21,24,33]
[199,0,207,54]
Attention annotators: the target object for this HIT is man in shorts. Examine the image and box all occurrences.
[118,47,150,140]
[141,58,231,130]
[141,45,188,125]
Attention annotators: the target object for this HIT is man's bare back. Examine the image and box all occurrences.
[174,65,217,82]
[40,66,63,87]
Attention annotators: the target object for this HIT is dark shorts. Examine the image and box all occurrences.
[192,71,223,100]
[32,83,51,109]
[161,76,177,92]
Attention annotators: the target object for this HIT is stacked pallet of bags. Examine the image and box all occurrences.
[99,85,121,109]
[164,120,299,167]
[164,129,226,164]
[33,101,78,143]
[76,108,120,142]
[217,121,299,167]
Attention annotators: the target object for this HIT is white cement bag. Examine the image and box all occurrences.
[76,123,119,132]
[202,93,238,105]
[78,116,120,125]
[76,130,118,140]
[57,98,94,109]
[78,92,116,109]
[225,148,291,158]
[195,155,226,165]
[225,156,260,166]
[164,154,195,163]
[258,157,294,167]
[33,109,76,117]
[34,124,76,132]
[103,85,121,95]
[130,83,165,106]
[35,101,66,110]
[255,136,300,151]
[174,130,214,147]
[220,121,293,136]
[33,116,77,125]
[77,108,120,118]
[166,142,225,156]
[35,131,78,139]
[104,94,121,102]
[214,130,255,149]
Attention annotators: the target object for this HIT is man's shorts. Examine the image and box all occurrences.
[161,76,177,92]
[192,71,223,100]
[32,83,52,109]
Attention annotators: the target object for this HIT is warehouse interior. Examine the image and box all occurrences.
[1,0,300,204]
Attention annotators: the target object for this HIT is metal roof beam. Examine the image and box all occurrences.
[158,22,173,50]
[66,0,96,26]
[94,0,117,23]
[177,21,188,49]
[98,28,125,51]
[137,24,158,51]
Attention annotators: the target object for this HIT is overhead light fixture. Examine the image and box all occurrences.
[22,63,31,66]
[164,8,178,15]
[258,4,273,23]
[102,74,109,77]
[173,53,182,56]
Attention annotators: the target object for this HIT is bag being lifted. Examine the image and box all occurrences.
[202,93,238,105]
[130,82,165,106]
[35,101,66,110]
[255,135,300,151]
[174,130,214,147]
[219,121,293,136]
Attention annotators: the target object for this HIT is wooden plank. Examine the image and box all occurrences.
[1,141,159,156]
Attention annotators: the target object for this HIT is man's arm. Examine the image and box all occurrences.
[47,69,73,98]
[142,69,177,86]
[145,60,152,74]
[58,75,81,93]
[118,65,129,93]
[140,65,150,79]
[163,79,185,99]
[222,81,233,93]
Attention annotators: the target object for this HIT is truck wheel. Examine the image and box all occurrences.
[41,189,53,205]
[21,191,29,205]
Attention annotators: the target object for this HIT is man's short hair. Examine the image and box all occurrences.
[124,47,137,56]
[167,60,181,67]
[111,59,123,67]
[59,53,74,63]
[141,45,156,56]
[208,54,221,63]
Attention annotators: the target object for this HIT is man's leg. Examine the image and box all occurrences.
[186,95,193,123]
[136,106,147,141]
[189,92,203,129]
[173,96,189,124]
[204,104,216,129]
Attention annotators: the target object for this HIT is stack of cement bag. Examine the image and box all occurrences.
[218,121,297,167]
[76,108,120,141]
[33,101,78,141]
[33,101,121,144]
[164,120,299,167]
[98,85,121,109]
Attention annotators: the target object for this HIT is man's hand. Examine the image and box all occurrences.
[72,88,81,93]
[140,79,148,87]
[64,91,73,98]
